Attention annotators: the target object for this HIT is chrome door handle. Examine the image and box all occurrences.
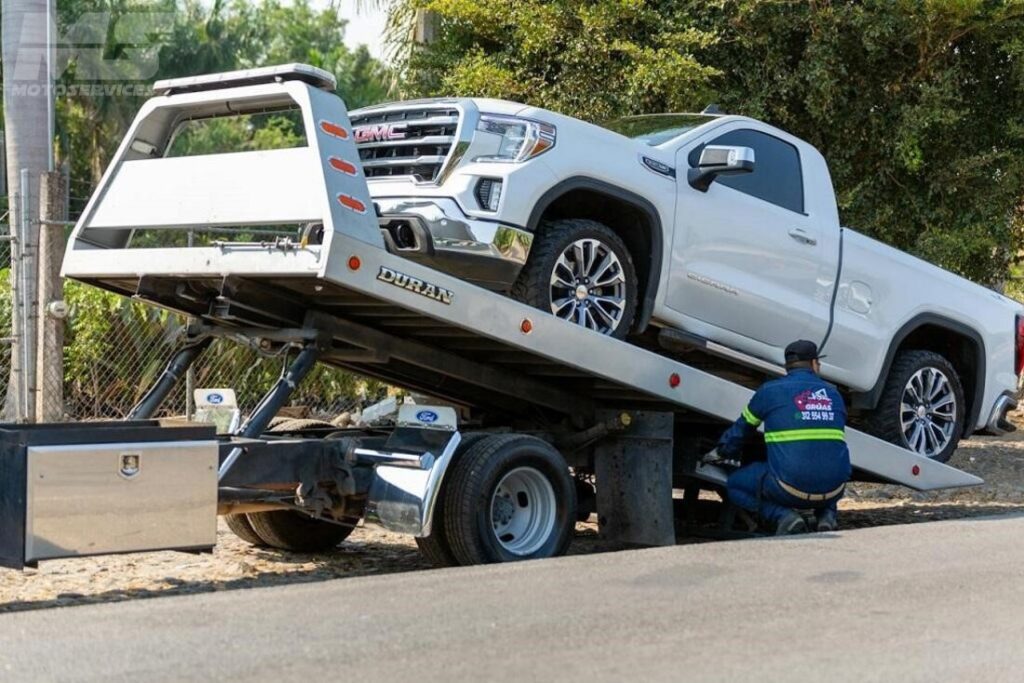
[788,228,817,246]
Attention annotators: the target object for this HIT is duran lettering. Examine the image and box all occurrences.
[377,266,454,305]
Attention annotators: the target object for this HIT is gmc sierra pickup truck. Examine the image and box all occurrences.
[349,98,1024,462]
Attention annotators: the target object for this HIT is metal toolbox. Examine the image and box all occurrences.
[0,421,218,569]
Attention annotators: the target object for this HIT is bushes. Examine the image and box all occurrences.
[396,0,1024,286]
[59,281,383,419]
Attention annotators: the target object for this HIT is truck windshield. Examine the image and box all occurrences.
[602,114,718,146]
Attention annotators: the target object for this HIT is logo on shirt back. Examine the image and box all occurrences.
[795,388,835,421]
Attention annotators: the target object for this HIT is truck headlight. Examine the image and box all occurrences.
[474,115,556,163]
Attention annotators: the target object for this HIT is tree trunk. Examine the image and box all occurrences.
[2,0,51,420]
[413,9,437,45]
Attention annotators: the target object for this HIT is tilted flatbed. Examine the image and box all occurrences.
[0,64,981,569]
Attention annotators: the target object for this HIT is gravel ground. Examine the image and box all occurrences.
[3,428,1024,614]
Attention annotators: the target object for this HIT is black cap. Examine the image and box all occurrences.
[784,339,825,364]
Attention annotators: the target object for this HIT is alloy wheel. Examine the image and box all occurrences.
[900,367,958,457]
[549,238,627,335]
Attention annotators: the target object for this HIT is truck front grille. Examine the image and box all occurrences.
[350,106,460,183]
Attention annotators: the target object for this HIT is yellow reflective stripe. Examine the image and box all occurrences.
[742,406,762,427]
[763,428,845,444]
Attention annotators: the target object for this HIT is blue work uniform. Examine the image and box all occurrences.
[717,368,852,524]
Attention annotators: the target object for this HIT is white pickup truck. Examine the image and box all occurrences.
[350,98,1024,462]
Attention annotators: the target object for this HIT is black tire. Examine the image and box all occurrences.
[415,432,491,567]
[270,418,336,433]
[224,512,266,547]
[266,416,293,431]
[237,419,358,552]
[512,218,638,339]
[443,434,576,565]
[860,350,966,463]
[246,510,357,552]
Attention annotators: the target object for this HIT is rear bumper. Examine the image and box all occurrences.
[375,197,532,290]
[982,392,1018,435]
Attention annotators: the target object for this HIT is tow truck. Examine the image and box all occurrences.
[0,65,982,569]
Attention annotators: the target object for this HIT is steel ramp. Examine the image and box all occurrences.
[62,66,981,492]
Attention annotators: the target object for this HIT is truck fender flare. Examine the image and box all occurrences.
[527,176,664,332]
[853,313,986,432]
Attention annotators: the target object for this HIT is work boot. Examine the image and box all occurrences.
[774,510,808,536]
[815,509,838,532]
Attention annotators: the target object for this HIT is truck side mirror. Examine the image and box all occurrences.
[687,145,755,192]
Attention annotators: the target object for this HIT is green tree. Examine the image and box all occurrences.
[689,0,1024,285]
[395,0,720,122]
[41,0,396,418]
[57,0,395,185]
[394,0,1024,285]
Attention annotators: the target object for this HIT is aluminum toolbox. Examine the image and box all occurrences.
[0,421,218,569]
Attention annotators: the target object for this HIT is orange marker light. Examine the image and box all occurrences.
[520,318,533,334]
[337,193,367,214]
[319,120,350,139]
[348,255,361,271]
[328,157,359,176]
[669,373,681,388]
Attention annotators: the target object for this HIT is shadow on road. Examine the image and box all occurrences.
[3,503,1022,615]
[840,502,1024,529]
[0,540,432,615]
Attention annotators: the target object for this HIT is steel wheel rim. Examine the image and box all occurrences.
[490,466,557,556]
[550,238,626,335]
[900,367,957,457]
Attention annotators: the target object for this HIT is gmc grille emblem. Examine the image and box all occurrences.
[354,123,408,143]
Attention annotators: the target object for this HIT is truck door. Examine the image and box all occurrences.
[667,126,833,353]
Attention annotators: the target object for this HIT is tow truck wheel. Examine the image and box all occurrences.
[224,513,267,547]
[415,432,490,567]
[266,416,293,431]
[442,434,576,565]
[269,418,336,434]
[512,219,638,339]
[245,510,357,552]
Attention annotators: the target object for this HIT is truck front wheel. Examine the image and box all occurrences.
[512,219,638,339]
[862,350,966,463]
[442,434,576,565]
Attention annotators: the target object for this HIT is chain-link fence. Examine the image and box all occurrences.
[59,278,387,423]
[0,214,11,414]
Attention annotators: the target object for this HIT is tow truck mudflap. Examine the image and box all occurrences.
[361,406,462,537]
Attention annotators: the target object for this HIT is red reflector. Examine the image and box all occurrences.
[319,120,349,139]
[1015,315,1024,376]
[520,319,533,334]
[669,373,681,388]
[912,464,920,476]
[337,194,367,214]
[328,156,358,176]
[348,256,361,271]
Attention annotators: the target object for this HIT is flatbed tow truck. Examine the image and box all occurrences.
[0,65,982,569]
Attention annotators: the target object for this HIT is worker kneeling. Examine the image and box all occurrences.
[710,340,852,535]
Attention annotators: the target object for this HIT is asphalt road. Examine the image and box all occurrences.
[4,515,1024,683]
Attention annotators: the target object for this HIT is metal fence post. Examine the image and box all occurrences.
[35,170,66,421]
[186,228,195,420]
[18,168,33,421]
